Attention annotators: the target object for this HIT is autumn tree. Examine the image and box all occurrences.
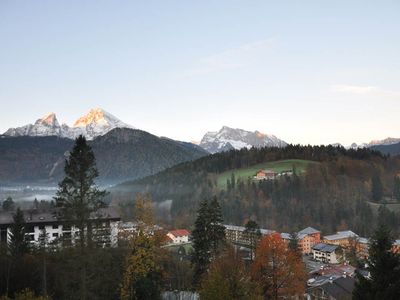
[200,247,262,300]
[120,194,162,300]
[251,233,306,300]
[353,225,400,299]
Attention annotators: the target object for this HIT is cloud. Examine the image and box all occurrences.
[331,84,379,95]
[182,38,275,77]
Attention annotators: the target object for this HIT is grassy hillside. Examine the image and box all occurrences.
[216,159,318,188]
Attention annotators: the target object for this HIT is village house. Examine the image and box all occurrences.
[306,275,355,300]
[312,243,342,264]
[323,230,358,248]
[281,226,321,254]
[166,229,190,244]
[0,207,121,247]
[254,169,277,180]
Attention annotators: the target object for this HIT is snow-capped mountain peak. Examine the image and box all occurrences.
[3,108,134,140]
[37,112,59,126]
[199,126,287,154]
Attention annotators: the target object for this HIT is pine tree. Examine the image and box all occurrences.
[191,199,211,284]
[208,197,226,257]
[244,220,261,261]
[54,135,106,300]
[371,173,383,202]
[393,175,400,202]
[288,231,302,258]
[353,225,400,299]
[191,197,226,284]
[8,208,29,258]
[2,197,15,211]
[55,135,107,249]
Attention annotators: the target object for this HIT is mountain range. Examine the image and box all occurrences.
[199,126,287,154]
[4,108,134,140]
[1,109,400,185]
[0,128,207,184]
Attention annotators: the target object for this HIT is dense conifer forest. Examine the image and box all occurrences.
[113,145,400,236]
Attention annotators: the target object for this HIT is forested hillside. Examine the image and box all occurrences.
[113,145,400,235]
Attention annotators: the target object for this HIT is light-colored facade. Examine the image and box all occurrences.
[312,243,341,264]
[224,224,274,246]
[166,229,190,244]
[0,207,121,247]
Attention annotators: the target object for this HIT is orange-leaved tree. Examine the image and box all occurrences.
[251,233,306,300]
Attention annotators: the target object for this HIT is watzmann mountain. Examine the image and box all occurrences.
[199,126,287,154]
[3,108,134,140]
[0,128,207,184]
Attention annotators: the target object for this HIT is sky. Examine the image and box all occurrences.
[0,0,399,146]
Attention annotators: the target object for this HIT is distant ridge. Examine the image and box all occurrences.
[199,126,287,154]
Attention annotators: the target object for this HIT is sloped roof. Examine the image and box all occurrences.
[0,206,120,226]
[318,277,355,299]
[324,230,358,241]
[169,229,190,237]
[312,243,339,253]
[299,226,320,235]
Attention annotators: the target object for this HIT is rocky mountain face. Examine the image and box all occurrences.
[3,108,134,140]
[349,137,400,149]
[199,126,287,154]
[0,128,207,184]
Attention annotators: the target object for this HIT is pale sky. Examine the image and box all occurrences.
[0,0,399,146]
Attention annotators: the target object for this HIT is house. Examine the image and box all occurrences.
[224,224,274,246]
[312,243,342,264]
[254,169,277,180]
[0,207,121,247]
[323,230,358,248]
[166,229,190,244]
[281,226,321,254]
[306,276,355,300]
[393,240,400,254]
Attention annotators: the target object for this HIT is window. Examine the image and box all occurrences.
[52,233,59,238]
[39,225,45,230]
[52,224,59,229]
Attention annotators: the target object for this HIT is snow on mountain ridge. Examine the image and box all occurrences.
[3,108,134,140]
[199,126,287,154]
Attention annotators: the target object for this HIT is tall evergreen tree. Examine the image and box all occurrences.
[371,173,383,202]
[288,231,302,258]
[208,197,226,257]
[191,199,211,284]
[244,220,261,261]
[8,208,29,258]
[2,197,15,211]
[393,175,400,202]
[191,197,226,284]
[55,135,107,249]
[353,225,400,299]
[54,135,106,300]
